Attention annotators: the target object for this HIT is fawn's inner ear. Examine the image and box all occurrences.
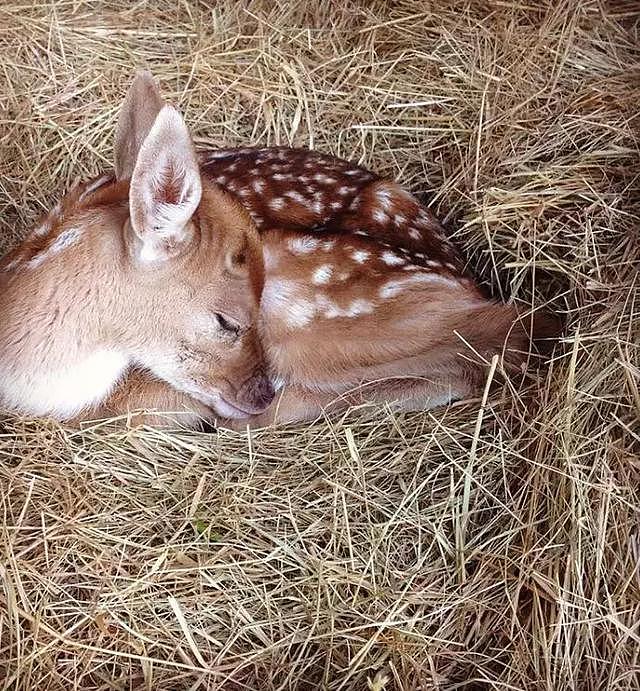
[114,70,164,181]
[127,105,202,263]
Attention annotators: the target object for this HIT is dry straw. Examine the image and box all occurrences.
[1,1,639,689]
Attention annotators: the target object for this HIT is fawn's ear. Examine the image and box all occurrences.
[128,105,202,263]
[114,70,164,181]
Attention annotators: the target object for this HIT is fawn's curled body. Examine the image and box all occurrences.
[0,71,557,429]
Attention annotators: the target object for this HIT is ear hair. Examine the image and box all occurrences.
[114,70,164,181]
[128,105,202,263]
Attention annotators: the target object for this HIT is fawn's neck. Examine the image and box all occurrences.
[0,212,137,419]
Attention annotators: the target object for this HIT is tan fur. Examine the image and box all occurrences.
[0,72,558,429]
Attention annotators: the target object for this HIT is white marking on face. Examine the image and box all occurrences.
[381,251,404,266]
[270,197,285,211]
[312,264,333,285]
[352,250,370,263]
[288,236,319,254]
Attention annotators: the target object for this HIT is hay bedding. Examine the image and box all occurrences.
[0,0,638,689]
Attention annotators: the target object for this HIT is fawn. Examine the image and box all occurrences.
[0,71,557,429]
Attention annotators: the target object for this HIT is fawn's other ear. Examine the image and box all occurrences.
[114,70,164,181]
[128,105,202,263]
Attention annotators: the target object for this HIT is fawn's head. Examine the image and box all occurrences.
[108,71,274,418]
[0,71,274,420]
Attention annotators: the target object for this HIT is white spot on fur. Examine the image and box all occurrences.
[272,173,291,181]
[207,150,234,160]
[409,228,422,241]
[352,250,370,263]
[285,190,306,204]
[270,197,285,211]
[330,201,342,211]
[317,295,374,319]
[312,200,324,215]
[252,179,265,193]
[372,208,387,224]
[337,186,355,196]
[261,279,314,328]
[314,173,337,185]
[312,264,333,285]
[263,245,279,271]
[26,227,81,269]
[215,175,228,185]
[377,188,393,210]
[381,251,404,266]
[288,236,319,254]
[379,272,462,298]
[321,240,336,251]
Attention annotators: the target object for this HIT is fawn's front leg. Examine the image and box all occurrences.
[221,374,473,431]
[87,370,215,430]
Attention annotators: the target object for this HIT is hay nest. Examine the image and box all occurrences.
[1,2,639,689]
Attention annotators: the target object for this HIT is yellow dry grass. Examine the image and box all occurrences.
[1,1,639,689]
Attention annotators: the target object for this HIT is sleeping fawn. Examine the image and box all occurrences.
[0,72,557,429]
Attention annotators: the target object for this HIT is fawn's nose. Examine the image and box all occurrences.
[237,369,275,413]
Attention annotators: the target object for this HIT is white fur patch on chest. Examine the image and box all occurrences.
[0,349,129,420]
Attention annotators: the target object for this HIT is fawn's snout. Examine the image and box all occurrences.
[234,368,275,413]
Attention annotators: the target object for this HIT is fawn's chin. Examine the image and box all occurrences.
[186,387,251,420]
[211,396,253,420]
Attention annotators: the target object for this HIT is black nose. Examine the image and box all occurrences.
[237,370,275,413]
